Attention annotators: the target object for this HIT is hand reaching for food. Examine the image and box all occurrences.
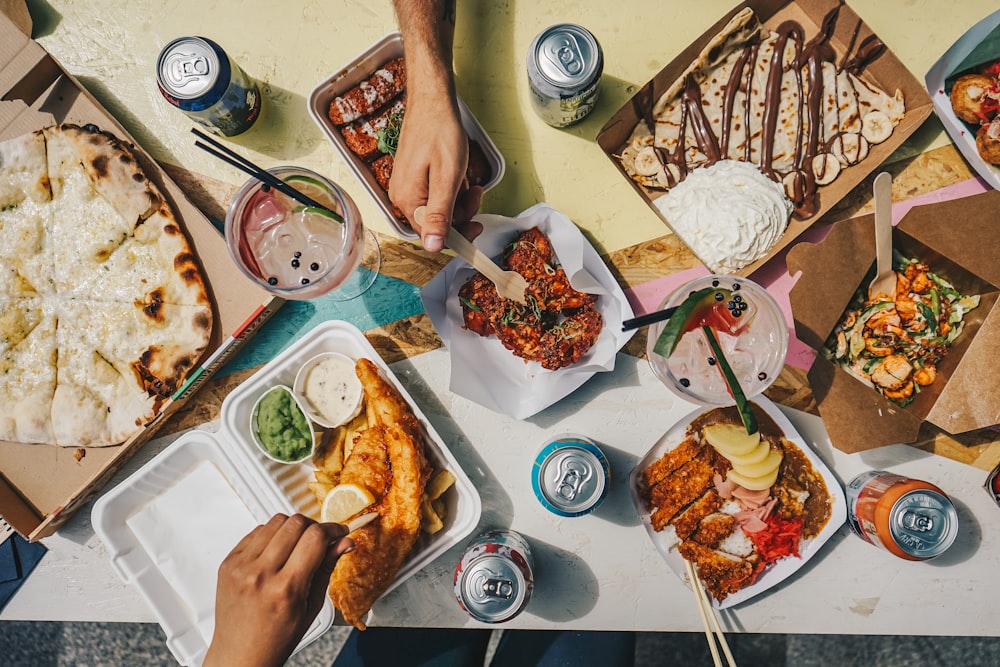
[203,514,354,667]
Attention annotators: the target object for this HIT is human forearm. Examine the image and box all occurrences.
[392,0,457,100]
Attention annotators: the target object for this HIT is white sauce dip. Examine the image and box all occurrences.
[654,160,792,273]
[301,354,363,427]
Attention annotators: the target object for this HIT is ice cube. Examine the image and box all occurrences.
[244,190,288,234]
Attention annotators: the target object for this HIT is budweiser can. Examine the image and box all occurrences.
[526,24,603,127]
[156,36,262,136]
[846,471,959,560]
[532,434,609,517]
[454,529,534,623]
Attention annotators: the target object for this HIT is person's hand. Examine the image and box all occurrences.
[389,93,483,251]
[203,514,354,667]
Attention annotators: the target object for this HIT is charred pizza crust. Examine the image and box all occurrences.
[0,124,212,447]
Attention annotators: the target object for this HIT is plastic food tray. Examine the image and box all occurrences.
[308,31,506,239]
[93,321,482,664]
[925,8,1000,192]
[629,396,847,610]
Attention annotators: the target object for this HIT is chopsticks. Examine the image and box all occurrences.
[190,128,344,224]
[621,305,678,332]
[684,559,737,667]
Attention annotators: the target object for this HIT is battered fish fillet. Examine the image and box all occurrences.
[328,359,431,630]
[338,427,390,500]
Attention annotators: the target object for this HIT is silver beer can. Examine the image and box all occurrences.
[526,23,603,127]
[454,529,535,623]
[156,36,262,137]
[532,434,609,517]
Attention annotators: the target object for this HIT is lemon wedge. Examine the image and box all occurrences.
[320,483,375,524]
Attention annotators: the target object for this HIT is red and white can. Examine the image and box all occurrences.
[846,471,958,560]
[453,529,534,623]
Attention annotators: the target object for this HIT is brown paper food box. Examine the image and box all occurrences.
[595,0,934,277]
[787,191,1000,453]
[0,6,282,540]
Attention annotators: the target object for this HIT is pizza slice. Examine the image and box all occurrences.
[52,323,157,448]
[0,130,53,297]
[57,298,211,402]
[0,298,57,444]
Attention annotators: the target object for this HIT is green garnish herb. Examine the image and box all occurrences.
[377,110,404,157]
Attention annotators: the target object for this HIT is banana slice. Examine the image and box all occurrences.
[811,153,841,185]
[655,162,681,188]
[861,111,893,145]
[832,132,870,166]
[633,145,662,176]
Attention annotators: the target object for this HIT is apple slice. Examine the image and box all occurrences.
[726,439,771,467]
[726,466,780,491]
[704,423,760,457]
[734,449,782,479]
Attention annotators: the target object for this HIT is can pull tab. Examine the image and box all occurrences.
[164,51,210,86]
[542,33,584,77]
[901,510,934,532]
[482,577,515,600]
[554,457,592,502]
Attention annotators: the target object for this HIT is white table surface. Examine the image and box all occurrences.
[3,349,998,636]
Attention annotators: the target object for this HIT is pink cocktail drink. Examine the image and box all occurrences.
[226,167,365,300]
[646,275,788,405]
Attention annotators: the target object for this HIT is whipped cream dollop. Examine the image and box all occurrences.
[653,160,792,273]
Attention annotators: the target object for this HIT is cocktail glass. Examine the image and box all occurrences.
[225,166,381,301]
[646,275,788,405]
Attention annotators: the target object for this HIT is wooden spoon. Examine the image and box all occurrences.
[869,172,896,300]
[413,206,528,304]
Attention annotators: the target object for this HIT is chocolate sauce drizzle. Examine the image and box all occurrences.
[640,3,887,220]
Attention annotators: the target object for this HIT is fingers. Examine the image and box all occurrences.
[453,185,483,226]
[258,514,321,571]
[227,513,290,562]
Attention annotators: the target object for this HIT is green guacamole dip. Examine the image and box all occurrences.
[255,387,313,462]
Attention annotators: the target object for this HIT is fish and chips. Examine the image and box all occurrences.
[307,357,457,629]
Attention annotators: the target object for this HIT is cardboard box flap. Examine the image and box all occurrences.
[786,214,875,351]
[0,99,54,140]
[0,21,45,99]
[897,190,1000,289]
[0,0,32,39]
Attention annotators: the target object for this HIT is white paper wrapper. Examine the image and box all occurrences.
[421,203,635,419]
[126,460,258,645]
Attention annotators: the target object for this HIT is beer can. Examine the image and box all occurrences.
[526,23,603,127]
[156,36,262,137]
[454,529,534,623]
[846,471,959,560]
[532,434,609,517]
[985,462,1000,507]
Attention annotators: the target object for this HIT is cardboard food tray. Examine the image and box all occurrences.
[787,191,1000,453]
[596,0,934,277]
[628,397,846,610]
[0,9,281,541]
[925,8,1000,192]
[308,31,506,240]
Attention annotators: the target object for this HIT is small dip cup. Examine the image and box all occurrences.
[249,385,317,464]
[293,352,364,429]
[646,275,788,406]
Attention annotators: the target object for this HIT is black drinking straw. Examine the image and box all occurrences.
[621,305,679,331]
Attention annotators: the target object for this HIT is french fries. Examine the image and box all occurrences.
[420,469,457,534]
[306,360,456,533]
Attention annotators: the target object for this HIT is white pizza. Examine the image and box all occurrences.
[0,124,212,447]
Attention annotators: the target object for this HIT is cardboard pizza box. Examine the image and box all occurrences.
[595,0,934,277]
[787,191,1000,453]
[0,5,282,540]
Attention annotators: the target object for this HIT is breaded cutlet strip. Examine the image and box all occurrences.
[370,154,394,191]
[679,541,754,602]
[648,456,716,531]
[328,56,406,126]
[690,513,736,548]
[671,489,722,539]
[641,437,704,493]
[341,97,406,162]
